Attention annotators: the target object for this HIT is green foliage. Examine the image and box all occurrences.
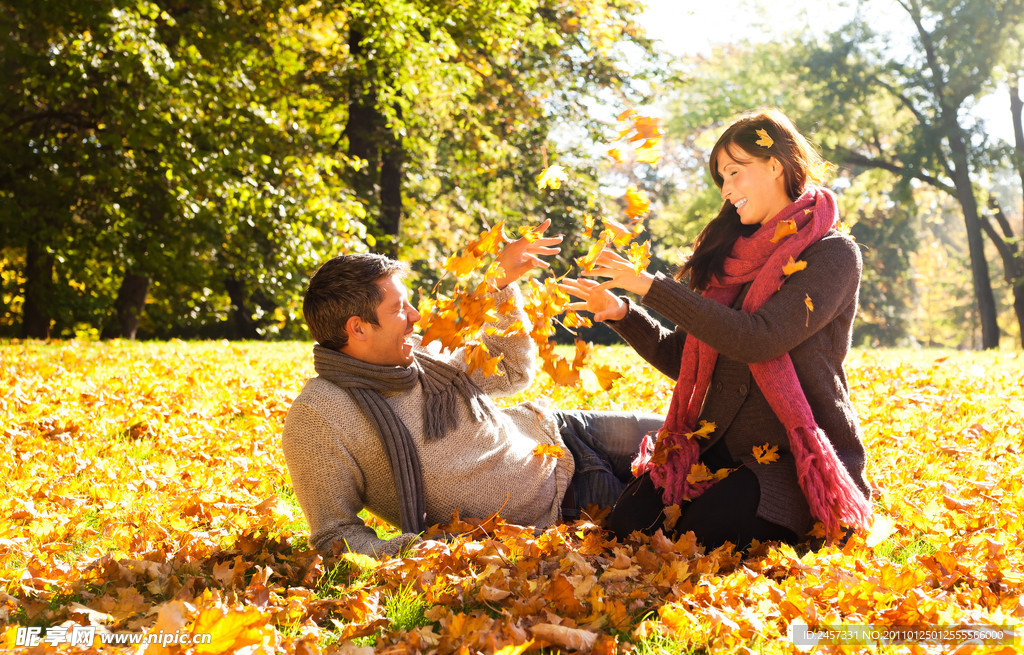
[1,0,655,338]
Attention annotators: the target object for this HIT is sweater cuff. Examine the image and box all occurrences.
[605,297,658,344]
[641,272,703,329]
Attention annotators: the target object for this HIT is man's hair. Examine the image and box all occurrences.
[303,253,410,350]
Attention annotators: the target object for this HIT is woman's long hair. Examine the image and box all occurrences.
[678,108,830,291]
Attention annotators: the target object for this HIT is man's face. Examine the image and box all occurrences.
[361,275,421,366]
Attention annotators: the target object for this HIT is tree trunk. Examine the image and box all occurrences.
[944,122,1000,348]
[1010,77,1024,213]
[100,272,150,340]
[378,127,403,259]
[344,24,403,258]
[20,236,53,339]
[981,201,1024,348]
[224,276,259,340]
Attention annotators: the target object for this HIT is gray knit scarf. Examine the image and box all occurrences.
[312,343,498,534]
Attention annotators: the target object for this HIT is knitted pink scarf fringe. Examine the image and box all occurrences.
[633,187,872,535]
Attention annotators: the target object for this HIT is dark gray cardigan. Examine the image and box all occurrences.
[607,231,870,537]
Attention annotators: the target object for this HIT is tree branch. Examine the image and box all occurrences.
[832,147,956,195]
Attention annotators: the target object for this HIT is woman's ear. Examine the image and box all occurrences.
[769,156,784,178]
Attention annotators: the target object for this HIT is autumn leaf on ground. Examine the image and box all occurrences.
[624,185,650,219]
[536,164,568,190]
[530,624,597,651]
[752,443,780,465]
[532,444,566,458]
[782,256,807,277]
[770,219,797,243]
[627,240,651,275]
[663,504,682,531]
[755,128,774,148]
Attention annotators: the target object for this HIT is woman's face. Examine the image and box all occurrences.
[716,146,792,226]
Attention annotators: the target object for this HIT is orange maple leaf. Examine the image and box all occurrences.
[752,443,780,465]
[804,294,814,327]
[782,256,807,277]
[464,343,503,377]
[770,219,798,243]
[624,185,650,219]
[533,443,566,458]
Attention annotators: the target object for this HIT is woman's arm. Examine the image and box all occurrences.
[641,234,861,363]
[605,299,686,379]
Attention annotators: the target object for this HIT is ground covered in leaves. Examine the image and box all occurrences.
[1,340,1023,653]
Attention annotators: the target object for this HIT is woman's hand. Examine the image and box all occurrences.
[583,249,655,297]
[561,278,628,322]
[494,219,563,289]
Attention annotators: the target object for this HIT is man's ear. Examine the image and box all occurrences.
[344,315,369,342]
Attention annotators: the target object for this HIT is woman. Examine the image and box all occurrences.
[562,108,872,549]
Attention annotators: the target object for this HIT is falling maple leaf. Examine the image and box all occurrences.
[607,147,623,163]
[782,256,807,277]
[535,164,568,190]
[624,185,650,219]
[575,240,606,272]
[752,443,780,465]
[755,128,774,148]
[805,294,814,327]
[583,213,595,239]
[627,240,651,275]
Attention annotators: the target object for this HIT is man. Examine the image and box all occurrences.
[282,222,662,556]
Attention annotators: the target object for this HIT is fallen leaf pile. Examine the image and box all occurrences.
[2,341,1023,653]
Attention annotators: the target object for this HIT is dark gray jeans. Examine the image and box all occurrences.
[553,409,663,519]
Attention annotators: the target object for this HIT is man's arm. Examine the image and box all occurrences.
[282,400,419,557]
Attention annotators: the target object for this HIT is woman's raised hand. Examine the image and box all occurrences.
[561,278,628,323]
[583,249,655,297]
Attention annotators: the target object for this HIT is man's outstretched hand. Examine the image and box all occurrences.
[494,219,563,289]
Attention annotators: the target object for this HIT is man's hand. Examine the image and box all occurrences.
[494,219,563,289]
[582,249,654,297]
[561,278,628,322]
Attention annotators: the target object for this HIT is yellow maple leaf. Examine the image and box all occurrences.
[583,213,595,239]
[686,420,716,440]
[443,251,482,277]
[575,239,606,272]
[782,256,807,277]
[634,141,662,165]
[627,240,651,275]
[755,128,774,148]
[607,147,623,163]
[471,221,506,256]
[624,185,650,219]
[532,443,566,458]
[686,463,715,485]
[752,443,780,465]
[805,294,814,327]
[536,164,568,190]
[602,217,639,249]
[770,219,797,243]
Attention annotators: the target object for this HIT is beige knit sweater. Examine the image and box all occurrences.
[282,284,574,557]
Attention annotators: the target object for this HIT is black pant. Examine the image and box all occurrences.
[605,466,798,550]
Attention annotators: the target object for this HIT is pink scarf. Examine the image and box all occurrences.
[633,186,871,535]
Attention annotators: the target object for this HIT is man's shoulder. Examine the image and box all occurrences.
[289,376,357,417]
